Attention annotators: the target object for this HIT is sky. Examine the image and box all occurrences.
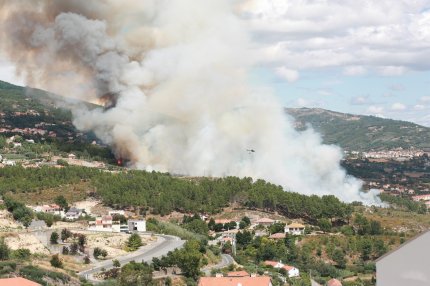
[1,0,430,126]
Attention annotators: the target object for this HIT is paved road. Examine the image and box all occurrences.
[79,234,185,281]
[202,254,235,275]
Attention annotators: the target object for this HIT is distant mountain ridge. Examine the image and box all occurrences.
[286,107,430,151]
[1,80,429,152]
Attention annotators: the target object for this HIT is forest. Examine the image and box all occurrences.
[0,165,353,224]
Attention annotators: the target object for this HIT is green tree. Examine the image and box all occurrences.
[185,219,209,236]
[173,240,202,280]
[93,247,108,259]
[360,238,373,261]
[113,259,121,268]
[50,254,63,268]
[236,230,252,248]
[355,214,371,235]
[127,234,143,251]
[269,222,285,234]
[374,239,387,258]
[70,242,78,255]
[11,248,31,260]
[241,216,251,226]
[61,228,72,241]
[318,218,332,233]
[50,232,59,244]
[0,136,6,149]
[0,239,10,260]
[62,246,69,255]
[119,261,153,286]
[207,218,215,231]
[332,248,346,269]
[213,223,224,232]
[54,195,68,211]
[370,220,382,235]
[78,234,87,247]
[222,241,232,254]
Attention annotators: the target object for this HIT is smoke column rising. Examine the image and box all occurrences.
[0,0,375,203]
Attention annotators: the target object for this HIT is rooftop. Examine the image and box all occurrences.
[269,233,285,239]
[286,222,305,228]
[226,271,250,277]
[0,277,41,286]
[283,264,296,271]
[263,260,280,267]
[327,278,342,286]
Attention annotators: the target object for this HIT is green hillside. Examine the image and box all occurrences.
[286,107,430,151]
[0,80,97,141]
[0,80,114,162]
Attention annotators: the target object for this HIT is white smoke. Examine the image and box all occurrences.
[0,0,376,203]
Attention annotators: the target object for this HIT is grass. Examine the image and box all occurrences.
[363,207,430,233]
[7,181,91,205]
[148,220,207,241]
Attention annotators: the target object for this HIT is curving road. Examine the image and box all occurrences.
[202,254,235,275]
[79,234,185,281]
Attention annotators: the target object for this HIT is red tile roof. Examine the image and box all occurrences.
[227,271,250,277]
[269,233,285,239]
[263,260,279,267]
[327,278,342,286]
[283,265,295,271]
[0,277,41,286]
[215,219,233,224]
[198,276,271,286]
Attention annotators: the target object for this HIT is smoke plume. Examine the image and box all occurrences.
[0,0,373,203]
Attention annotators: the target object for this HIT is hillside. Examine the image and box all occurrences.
[2,80,430,153]
[0,80,85,141]
[286,107,430,151]
[0,80,114,162]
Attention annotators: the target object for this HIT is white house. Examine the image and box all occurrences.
[65,207,83,220]
[285,223,305,235]
[255,218,276,226]
[88,215,121,232]
[264,260,299,278]
[34,204,62,216]
[127,219,146,232]
[282,265,300,278]
[264,260,284,268]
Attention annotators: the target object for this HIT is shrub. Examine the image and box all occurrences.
[0,239,10,260]
[50,254,62,268]
[50,232,59,244]
[62,246,69,255]
[93,247,108,259]
[127,234,143,251]
[61,228,72,241]
[11,248,31,260]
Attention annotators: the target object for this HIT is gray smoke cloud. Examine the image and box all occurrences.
[0,0,376,203]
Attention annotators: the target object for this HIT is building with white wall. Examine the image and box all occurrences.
[127,219,146,232]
